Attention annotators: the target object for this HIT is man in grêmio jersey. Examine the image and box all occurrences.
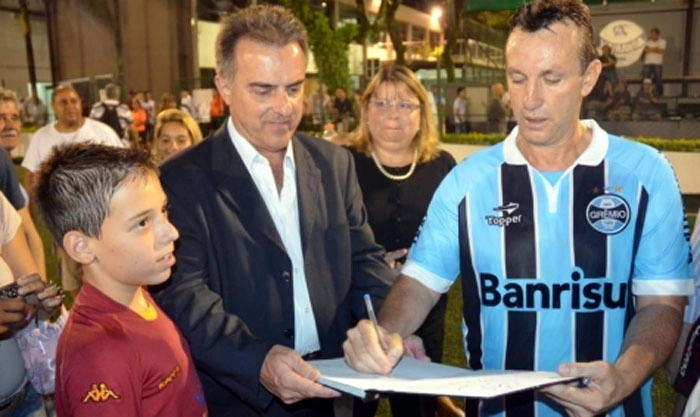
[341,1,693,417]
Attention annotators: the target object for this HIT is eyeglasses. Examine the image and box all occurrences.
[0,113,20,123]
[369,99,420,114]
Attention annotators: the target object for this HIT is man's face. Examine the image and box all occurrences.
[505,22,600,149]
[52,89,83,127]
[215,38,306,159]
[649,30,659,41]
[0,101,21,152]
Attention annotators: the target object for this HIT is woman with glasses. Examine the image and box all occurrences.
[346,65,462,417]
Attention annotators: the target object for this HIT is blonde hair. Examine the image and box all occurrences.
[152,109,203,161]
[349,64,440,163]
[154,109,202,143]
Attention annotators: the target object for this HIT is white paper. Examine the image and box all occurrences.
[309,357,579,399]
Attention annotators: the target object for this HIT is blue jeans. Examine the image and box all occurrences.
[10,384,46,417]
[642,64,663,97]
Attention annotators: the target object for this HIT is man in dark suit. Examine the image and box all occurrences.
[153,5,393,417]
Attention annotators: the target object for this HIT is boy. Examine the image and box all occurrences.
[34,143,207,417]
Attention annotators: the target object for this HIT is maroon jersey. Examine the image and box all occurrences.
[55,283,207,417]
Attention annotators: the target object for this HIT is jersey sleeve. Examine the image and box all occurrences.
[631,152,693,296]
[0,150,24,209]
[403,164,464,293]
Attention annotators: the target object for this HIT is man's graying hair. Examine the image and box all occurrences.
[34,143,157,248]
[509,0,597,73]
[215,5,309,81]
[0,88,20,108]
[104,83,120,100]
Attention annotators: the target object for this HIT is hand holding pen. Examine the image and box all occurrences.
[342,294,404,375]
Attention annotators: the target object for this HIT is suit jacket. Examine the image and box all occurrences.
[155,125,393,417]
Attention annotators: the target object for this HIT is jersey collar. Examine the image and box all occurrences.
[503,119,608,167]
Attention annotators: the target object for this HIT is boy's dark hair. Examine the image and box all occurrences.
[34,143,157,247]
[509,0,597,73]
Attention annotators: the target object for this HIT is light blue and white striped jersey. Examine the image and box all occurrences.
[404,120,693,417]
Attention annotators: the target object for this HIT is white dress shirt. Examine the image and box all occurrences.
[227,119,320,356]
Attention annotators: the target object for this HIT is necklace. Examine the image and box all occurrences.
[371,150,418,181]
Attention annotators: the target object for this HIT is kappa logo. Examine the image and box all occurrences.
[485,202,522,227]
[82,383,120,403]
[158,365,182,389]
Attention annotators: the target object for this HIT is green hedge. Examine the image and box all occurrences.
[442,133,700,152]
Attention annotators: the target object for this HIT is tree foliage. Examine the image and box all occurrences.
[376,0,405,65]
[282,0,354,92]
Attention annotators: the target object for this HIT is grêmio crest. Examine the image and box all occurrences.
[586,193,631,235]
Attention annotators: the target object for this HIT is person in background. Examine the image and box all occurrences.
[22,84,125,298]
[583,69,613,120]
[210,90,226,123]
[599,44,618,88]
[501,89,516,133]
[347,64,462,417]
[606,79,632,121]
[0,89,46,279]
[310,84,331,132]
[342,1,692,417]
[331,87,354,133]
[152,109,203,164]
[89,82,134,146]
[0,90,62,417]
[0,192,62,417]
[158,93,177,114]
[633,78,662,121]
[179,89,198,121]
[152,5,393,417]
[131,97,148,150]
[486,82,507,134]
[452,86,468,133]
[642,27,666,97]
[20,89,47,128]
[665,208,700,417]
[139,91,156,140]
[34,143,207,417]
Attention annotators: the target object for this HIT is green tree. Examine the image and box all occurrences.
[441,0,464,82]
[375,0,405,66]
[282,0,354,92]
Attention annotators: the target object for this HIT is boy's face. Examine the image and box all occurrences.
[88,172,179,291]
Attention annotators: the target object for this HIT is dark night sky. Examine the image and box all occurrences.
[402,0,437,13]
